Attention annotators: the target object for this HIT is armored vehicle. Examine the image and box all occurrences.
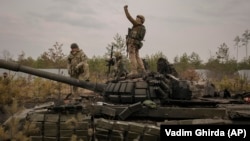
[0,59,250,141]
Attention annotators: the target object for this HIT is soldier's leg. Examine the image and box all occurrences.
[72,75,80,97]
[73,86,78,94]
[128,44,138,75]
[135,49,146,74]
[69,75,77,95]
[80,63,90,81]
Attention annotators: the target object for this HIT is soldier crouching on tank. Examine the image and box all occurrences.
[107,52,128,81]
[67,43,90,97]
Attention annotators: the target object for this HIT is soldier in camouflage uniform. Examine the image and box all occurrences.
[67,43,90,95]
[124,5,146,77]
[111,52,128,79]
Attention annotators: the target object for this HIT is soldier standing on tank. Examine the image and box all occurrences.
[124,5,146,77]
[67,43,90,96]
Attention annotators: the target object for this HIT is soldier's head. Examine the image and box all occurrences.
[136,15,145,24]
[70,43,79,53]
[71,43,79,49]
[114,52,122,59]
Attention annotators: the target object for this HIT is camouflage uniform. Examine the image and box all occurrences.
[67,43,89,94]
[124,5,146,76]
[112,52,128,79]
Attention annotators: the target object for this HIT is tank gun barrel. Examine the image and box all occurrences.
[0,59,106,93]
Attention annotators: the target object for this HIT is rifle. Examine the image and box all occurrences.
[126,28,131,57]
[107,45,114,76]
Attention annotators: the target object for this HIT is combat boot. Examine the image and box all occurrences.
[127,70,139,78]
[137,69,147,78]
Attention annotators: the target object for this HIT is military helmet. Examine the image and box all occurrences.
[70,43,79,49]
[137,15,145,24]
[114,52,122,58]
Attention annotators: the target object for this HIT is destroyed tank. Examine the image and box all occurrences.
[1,59,250,141]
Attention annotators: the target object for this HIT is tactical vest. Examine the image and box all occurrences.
[68,50,87,75]
[127,25,146,42]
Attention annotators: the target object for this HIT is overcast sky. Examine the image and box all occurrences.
[0,0,249,63]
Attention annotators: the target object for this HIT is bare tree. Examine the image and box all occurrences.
[216,43,229,63]
[1,50,13,61]
[40,42,66,70]
[241,30,250,59]
[17,51,25,62]
[234,36,240,62]
[105,33,126,58]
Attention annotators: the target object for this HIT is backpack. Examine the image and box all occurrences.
[137,25,146,41]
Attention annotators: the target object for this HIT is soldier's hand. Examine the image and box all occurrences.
[124,5,128,9]
[74,69,79,74]
[76,63,82,69]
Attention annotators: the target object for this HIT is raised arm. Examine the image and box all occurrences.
[124,5,139,26]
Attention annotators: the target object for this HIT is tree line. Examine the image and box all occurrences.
[1,30,250,81]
